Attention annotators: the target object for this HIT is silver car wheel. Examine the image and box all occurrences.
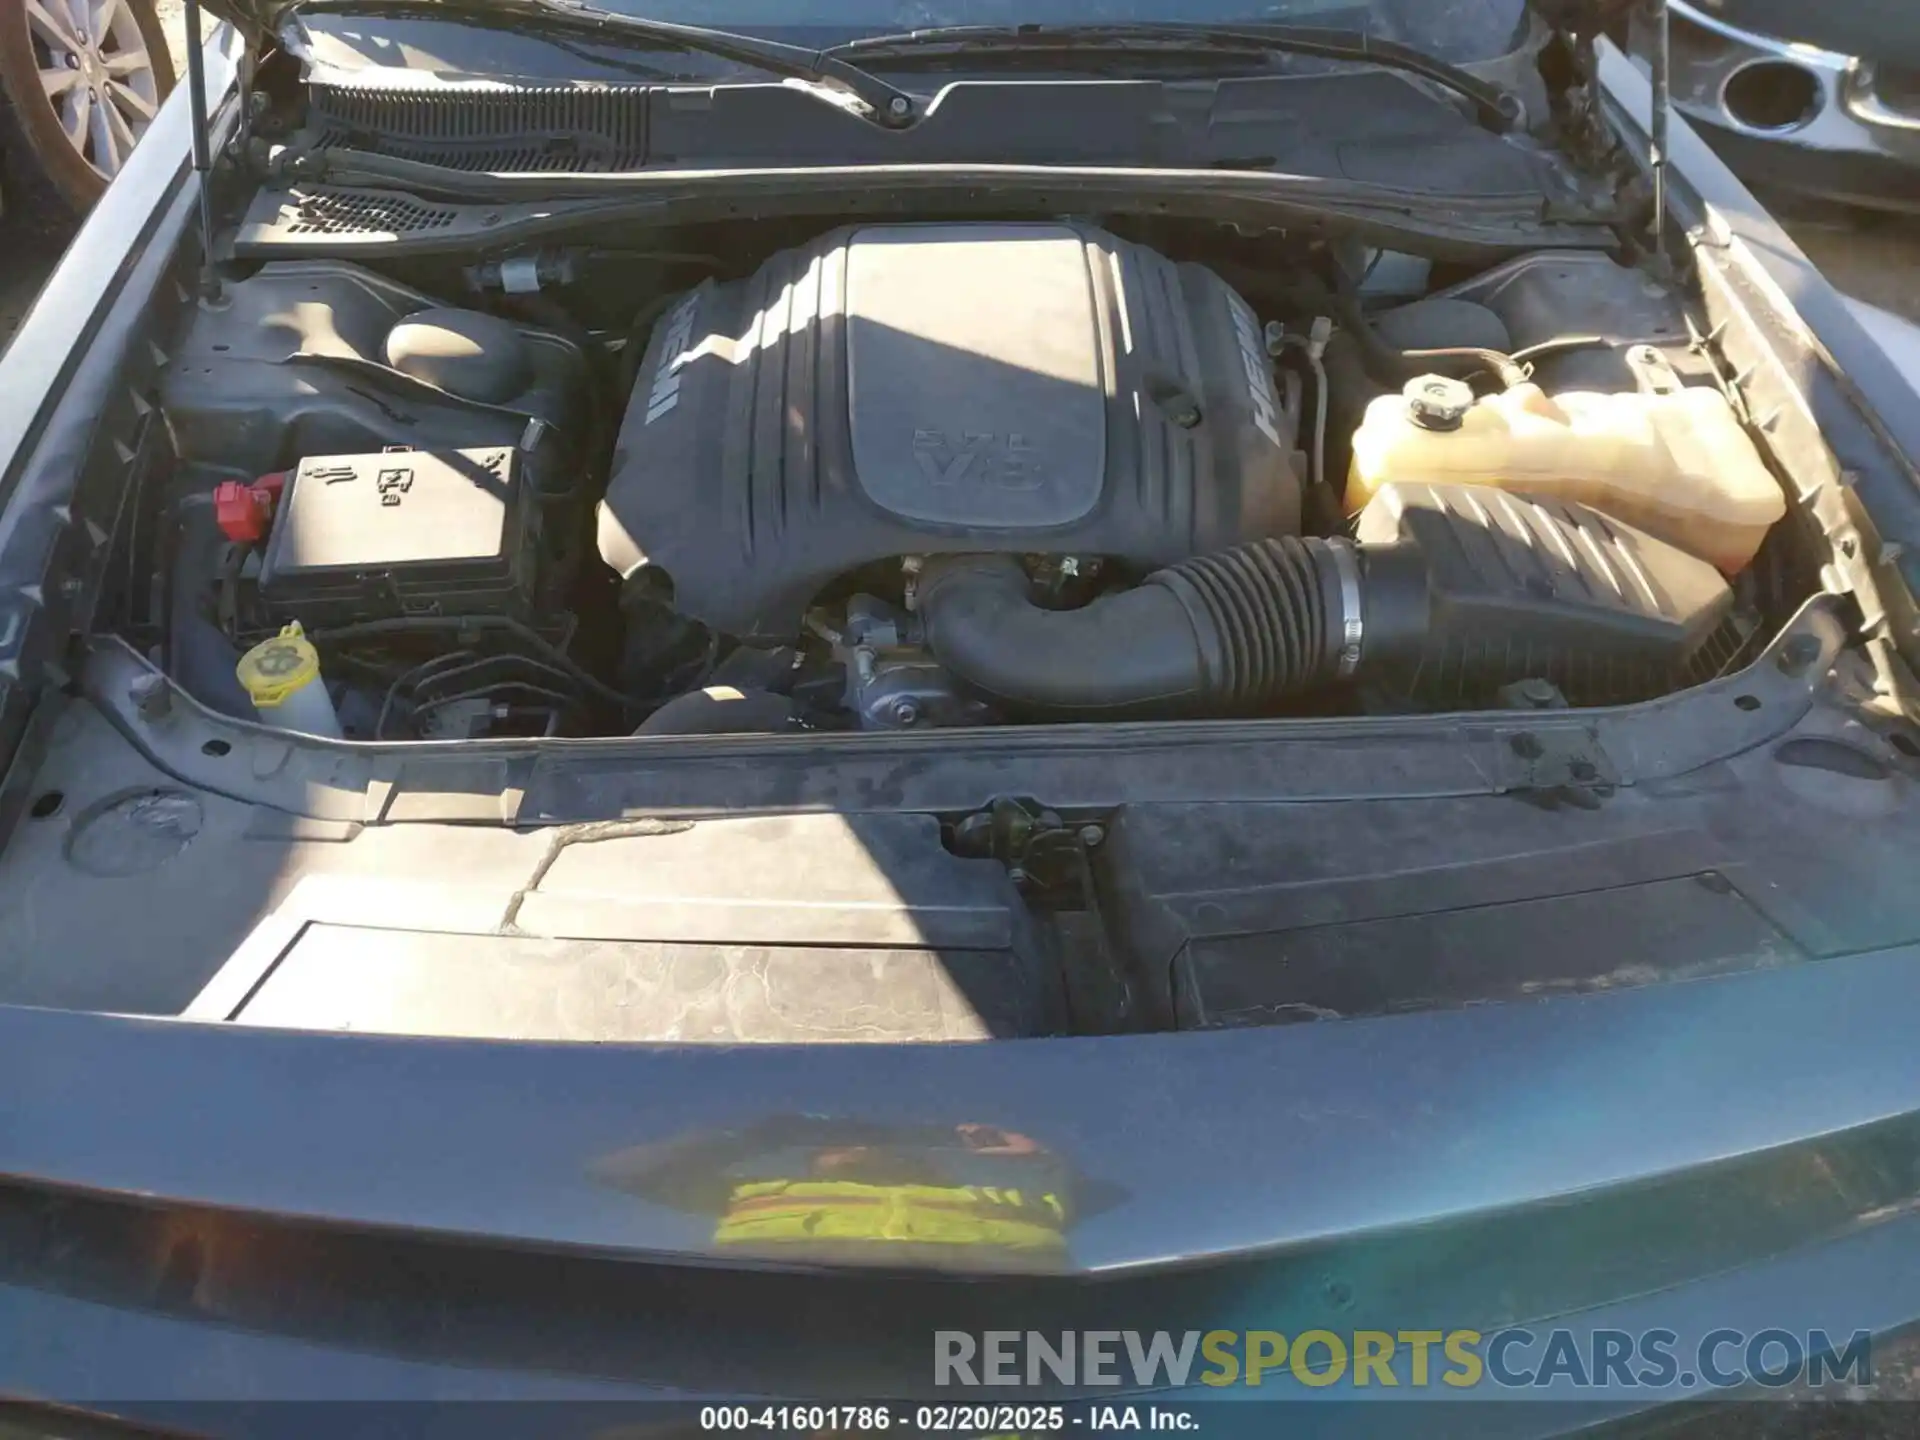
[26,0,159,179]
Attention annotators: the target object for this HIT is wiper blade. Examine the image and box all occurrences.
[290,0,918,126]
[831,23,1521,133]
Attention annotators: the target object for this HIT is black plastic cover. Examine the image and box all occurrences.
[259,447,535,626]
[1095,800,1806,1033]
[598,222,1303,640]
[1355,483,1735,705]
[202,812,1061,1043]
[383,307,535,403]
[159,261,587,483]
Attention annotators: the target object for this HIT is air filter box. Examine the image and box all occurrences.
[258,446,536,626]
[1354,483,1735,706]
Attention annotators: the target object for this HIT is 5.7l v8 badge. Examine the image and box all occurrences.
[912,430,1042,490]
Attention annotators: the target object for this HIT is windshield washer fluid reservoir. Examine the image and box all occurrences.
[1346,374,1787,574]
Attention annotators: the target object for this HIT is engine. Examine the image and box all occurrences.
[148,221,1766,741]
[597,223,1307,641]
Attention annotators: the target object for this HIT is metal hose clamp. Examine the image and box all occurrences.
[1327,540,1365,677]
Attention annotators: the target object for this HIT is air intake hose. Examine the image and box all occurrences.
[917,539,1368,715]
[915,485,1739,716]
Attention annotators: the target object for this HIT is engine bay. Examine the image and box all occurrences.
[143,218,1803,742]
[15,22,1920,1060]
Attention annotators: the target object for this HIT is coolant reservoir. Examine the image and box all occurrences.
[1346,373,1787,574]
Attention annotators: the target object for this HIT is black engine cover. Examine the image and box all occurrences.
[598,223,1303,640]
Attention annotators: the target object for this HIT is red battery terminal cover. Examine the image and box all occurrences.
[214,472,288,545]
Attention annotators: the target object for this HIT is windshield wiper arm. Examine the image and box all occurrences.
[830,23,1521,133]
[292,0,918,126]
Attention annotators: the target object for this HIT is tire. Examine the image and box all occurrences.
[0,0,176,218]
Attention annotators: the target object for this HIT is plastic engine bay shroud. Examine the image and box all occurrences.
[597,222,1305,641]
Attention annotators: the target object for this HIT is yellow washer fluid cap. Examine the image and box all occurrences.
[237,622,322,708]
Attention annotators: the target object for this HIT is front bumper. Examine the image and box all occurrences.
[1648,1,1920,210]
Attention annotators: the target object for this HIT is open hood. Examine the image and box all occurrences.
[195,0,1631,56]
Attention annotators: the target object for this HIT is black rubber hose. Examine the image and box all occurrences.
[918,540,1356,716]
[166,501,253,721]
[308,616,640,712]
[1314,329,1383,524]
[922,492,1738,717]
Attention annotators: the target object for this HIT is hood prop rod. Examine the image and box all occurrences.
[1646,0,1671,265]
[182,0,221,300]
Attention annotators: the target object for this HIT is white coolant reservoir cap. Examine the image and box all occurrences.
[1403,374,1476,432]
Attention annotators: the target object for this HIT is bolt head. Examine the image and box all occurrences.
[129,673,172,719]
[890,697,921,726]
[1078,824,1106,848]
[888,95,911,116]
[1776,634,1822,676]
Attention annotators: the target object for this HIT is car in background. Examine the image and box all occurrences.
[1645,0,1920,211]
[0,0,173,214]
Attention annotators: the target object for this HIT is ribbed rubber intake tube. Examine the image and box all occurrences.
[917,539,1364,715]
